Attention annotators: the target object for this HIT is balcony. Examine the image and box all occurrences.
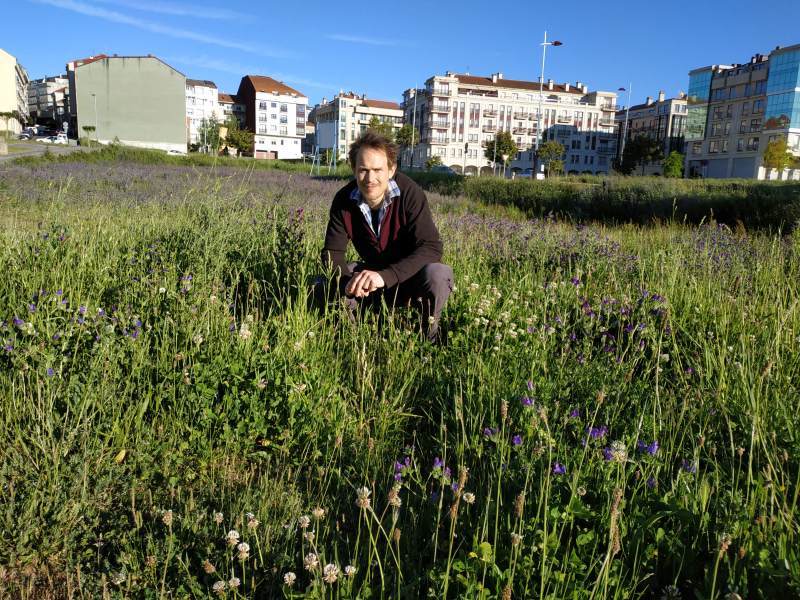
[601,104,617,112]
[429,121,450,129]
[513,112,532,120]
[557,116,572,124]
[431,103,450,113]
[599,119,615,127]
[431,87,450,96]
[482,125,497,133]
[513,127,529,135]
[426,137,449,145]
[483,109,497,117]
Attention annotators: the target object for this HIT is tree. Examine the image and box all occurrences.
[537,140,565,178]
[222,117,253,157]
[197,115,221,153]
[82,125,96,145]
[395,123,419,168]
[425,155,442,170]
[620,135,664,175]
[484,131,518,175]
[762,137,793,171]
[662,151,684,178]
[0,111,15,138]
[367,116,395,141]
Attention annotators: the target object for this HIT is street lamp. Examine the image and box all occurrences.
[618,84,632,165]
[534,31,562,178]
[463,141,468,176]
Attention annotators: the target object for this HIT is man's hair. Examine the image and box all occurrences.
[348,131,398,169]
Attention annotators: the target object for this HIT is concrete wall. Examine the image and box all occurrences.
[0,48,26,134]
[75,57,185,151]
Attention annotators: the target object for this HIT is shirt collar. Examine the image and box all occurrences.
[350,179,400,206]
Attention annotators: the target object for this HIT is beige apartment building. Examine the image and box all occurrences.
[0,48,30,134]
[403,72,618,175]
[310,92,403,159]
[686,44,800,179]
[615,91,687,175]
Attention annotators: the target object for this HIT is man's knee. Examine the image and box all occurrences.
[421,263,453,296]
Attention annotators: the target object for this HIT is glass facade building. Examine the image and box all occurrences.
[765,47,800,130]
[686,68,712,141]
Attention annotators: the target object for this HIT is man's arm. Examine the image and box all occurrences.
[377,185,443,288]
[321,202,350,278]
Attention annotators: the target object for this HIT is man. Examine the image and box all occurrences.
[316,131,453,342]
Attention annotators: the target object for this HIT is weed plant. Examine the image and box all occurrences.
[0,159,798,599]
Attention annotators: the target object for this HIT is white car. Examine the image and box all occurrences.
[166,149,187,156]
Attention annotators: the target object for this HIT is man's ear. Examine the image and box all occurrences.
[388,163,397,178]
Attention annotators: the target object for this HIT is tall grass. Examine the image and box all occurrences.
[0,159,798,599]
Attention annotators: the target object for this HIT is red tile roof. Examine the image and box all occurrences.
[218,93,237,103]
[68,53,108,68]
[454,73,584,95]
[244,75,304,97]
[363,99,401,110]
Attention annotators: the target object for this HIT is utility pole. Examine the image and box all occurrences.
[618,84,632,165]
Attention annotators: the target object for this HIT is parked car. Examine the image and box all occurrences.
[166,148,187,156]
[430,165,458,175]
[40,134,67,144]
[17,132,32,140]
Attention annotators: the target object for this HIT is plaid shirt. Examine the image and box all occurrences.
[349,179,401,237]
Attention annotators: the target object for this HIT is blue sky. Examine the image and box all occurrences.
[6,0,800,107]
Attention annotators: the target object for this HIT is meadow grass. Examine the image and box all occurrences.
[0,159,798,599]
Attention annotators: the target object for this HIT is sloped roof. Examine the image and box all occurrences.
[243,75,305,97]
[187,78,217,88]
[363,99,401,110]
[454,73,584,95]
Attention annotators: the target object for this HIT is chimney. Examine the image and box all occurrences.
[547,79,554,90]
[646,96,653,105]
[491,72,503,83]
[322,97,327,104]
[582,84,588,93]
[576,81,582,89]
[362,93,367,100]
[658,90,665,102]
[564,83,570,91]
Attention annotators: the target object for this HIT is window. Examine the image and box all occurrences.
[280,104,288,112]
[692,142,702,155]
[724,122,731,135]
[280,115,288,123]
[271,102,277,108]
[739,119,748,133]
[741,102,750,116]
[721,140,729,153]
[709,140,720,153]
[259,113,267,122]
[258,125,267,134]
[713,106,723,120]
[754,81,766,94]
[259,101,267,110]
[747,137,759,151]
[753,99,764,114]
[737,138,745,152]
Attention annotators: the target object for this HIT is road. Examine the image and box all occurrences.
[0,139,87,163]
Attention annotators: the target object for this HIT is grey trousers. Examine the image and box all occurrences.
[313,262,453,341]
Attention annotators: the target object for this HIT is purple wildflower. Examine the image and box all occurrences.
[681,459,696,474]
[602,447,614,461]
[78,305,87,315]
[13,317,24,327]
[512,435,523,446]
[520,395,534,407]
[552,462,566,475]
[570,277,580,286]
[646,476,656,489]
[3,344,12,353]
[55,289,63,296]
[483,427,497,438]
[433,456,444,470]
[451,482,459,492]
[570,408,581,418]
[443,466,452,480]
[46,368,54,377]
[587,425,608,440]
[637,440,659,456]
[526,380,534,391]
[27,304,36,313]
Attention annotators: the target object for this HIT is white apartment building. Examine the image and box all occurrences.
[310,92,403,159]
[28,75,70,126]
[403,72,618,175]
[0,48,30,134]
[236,75,308,159]
[186,79,221,146]
[615,90,687,175]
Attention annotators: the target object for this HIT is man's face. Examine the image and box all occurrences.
[355,146,396,207]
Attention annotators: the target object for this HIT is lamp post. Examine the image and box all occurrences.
[410,85,418,169]
[618,84,632,165]
[463,141,468,176]
[534,31,562,178]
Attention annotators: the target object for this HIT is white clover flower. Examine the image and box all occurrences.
[323,563,339,584]
[213,511,224,525]
[607,441,628,464]
[159,287,166,294]
[462,492,476,504]
[311,507,326,520]
[225,529,240,546]
[236,542,250,560]
[212,580,226,596]
[303,531,315,543]
[283,571,297,586]
[344,565,357,577]
[298,515,311,529]
[239,325,252,341]
[228,576,240,589]
[511,533,523,546]
[355,487,371,510]
[161,509,173,527]
[193,334,204,345]
[303,553,319,571]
